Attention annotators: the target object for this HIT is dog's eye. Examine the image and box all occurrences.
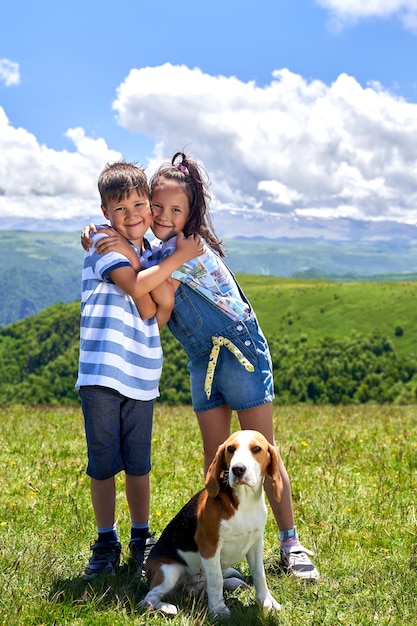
[251,446,261,454]
[227,445,236,454]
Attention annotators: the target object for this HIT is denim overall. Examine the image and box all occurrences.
[167,281,274,413]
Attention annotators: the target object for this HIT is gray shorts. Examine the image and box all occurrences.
[79,385,153,480]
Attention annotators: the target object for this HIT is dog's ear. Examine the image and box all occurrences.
[267,444,283,502]
[205,444,227,498]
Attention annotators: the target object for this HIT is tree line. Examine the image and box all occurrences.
[0,301,416,406]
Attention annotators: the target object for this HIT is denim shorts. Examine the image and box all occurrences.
[79,385,153,480]
[187,317,274,413]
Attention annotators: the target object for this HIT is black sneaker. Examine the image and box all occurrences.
[83,540,121,580]
[129,535,157,576]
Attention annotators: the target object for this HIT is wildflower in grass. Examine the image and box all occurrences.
[300,440,308,446]
[0,521,6,527]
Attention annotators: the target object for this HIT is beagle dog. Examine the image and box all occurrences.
[140,429,283,618]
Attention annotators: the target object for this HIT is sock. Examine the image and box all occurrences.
[279,526,301,549]
[130,522,150,542]
[97,524,119,543]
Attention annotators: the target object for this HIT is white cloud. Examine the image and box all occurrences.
[2,64,417,236]
[113,64,417,224]
[0,59,20,86]
[0,109,121,225]
[316,0,417,32]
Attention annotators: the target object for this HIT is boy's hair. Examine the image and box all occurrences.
[149,152,225,257]
[98,161,150,208]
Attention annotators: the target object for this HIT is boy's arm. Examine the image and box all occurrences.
[151,280,175,328]
[108,231,203,301]
[134,293,158,320]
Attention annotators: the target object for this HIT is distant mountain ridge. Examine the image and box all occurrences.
[2,227,417,327]
[3,213,417,242]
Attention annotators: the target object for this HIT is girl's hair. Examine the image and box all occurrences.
[149,152,225,256]
[98,160,149,208]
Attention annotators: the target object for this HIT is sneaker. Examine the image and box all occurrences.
[280,544,320,581]
[83,540,121,580]
[129,534,157,576]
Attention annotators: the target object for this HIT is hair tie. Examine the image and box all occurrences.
[177,163,189,175]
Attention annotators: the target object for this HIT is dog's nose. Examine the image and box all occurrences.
[231,464,246,478]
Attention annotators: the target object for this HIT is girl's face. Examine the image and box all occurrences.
[151,180,190,242]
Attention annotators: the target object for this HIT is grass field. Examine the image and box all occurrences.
[1,403,417,625]
[239,276,417,359]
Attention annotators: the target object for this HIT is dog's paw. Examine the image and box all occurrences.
[261,594,282,612]
[140,598,178,615]
[210,601,231,619]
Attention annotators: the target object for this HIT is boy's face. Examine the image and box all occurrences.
[151,180,190,242]
[101,189,152,245]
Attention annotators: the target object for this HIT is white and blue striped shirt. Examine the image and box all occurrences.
[76,232,162,400]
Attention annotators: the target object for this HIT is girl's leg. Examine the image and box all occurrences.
[238,403,319,579]
[196,405,233,475]
[237,403,294,530]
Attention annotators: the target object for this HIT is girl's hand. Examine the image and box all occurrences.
[94,228,141,272]
[175,231,205,262]
[80,223,100,251]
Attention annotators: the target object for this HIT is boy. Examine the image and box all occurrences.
[76,161,202,578]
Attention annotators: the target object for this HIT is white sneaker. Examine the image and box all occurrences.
[280,544,320,581]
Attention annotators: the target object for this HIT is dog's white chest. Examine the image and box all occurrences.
[217,505,266,567]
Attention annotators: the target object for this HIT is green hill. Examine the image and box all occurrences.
[1,276,417,406]
[241,276,417,358]
[0,231,83,326]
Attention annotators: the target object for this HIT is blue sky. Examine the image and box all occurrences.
[1,0,417,237]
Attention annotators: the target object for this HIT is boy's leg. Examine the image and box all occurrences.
[126,473,156,575]
[91,476,116,527]
[238,403,319,581]
[120,398,155,576]
[126,473,150,525]
[79,386,125,580]
[84,476,121,579]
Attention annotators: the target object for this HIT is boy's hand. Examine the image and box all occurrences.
[175,231,205,263]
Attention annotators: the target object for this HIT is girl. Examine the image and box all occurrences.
[82,152,319,580]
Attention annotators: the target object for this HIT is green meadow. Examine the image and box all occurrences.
[1,403,417,625]
[242,277,417,358]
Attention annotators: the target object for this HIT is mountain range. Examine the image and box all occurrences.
[2,213,417,243]
[2,219,417,327]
